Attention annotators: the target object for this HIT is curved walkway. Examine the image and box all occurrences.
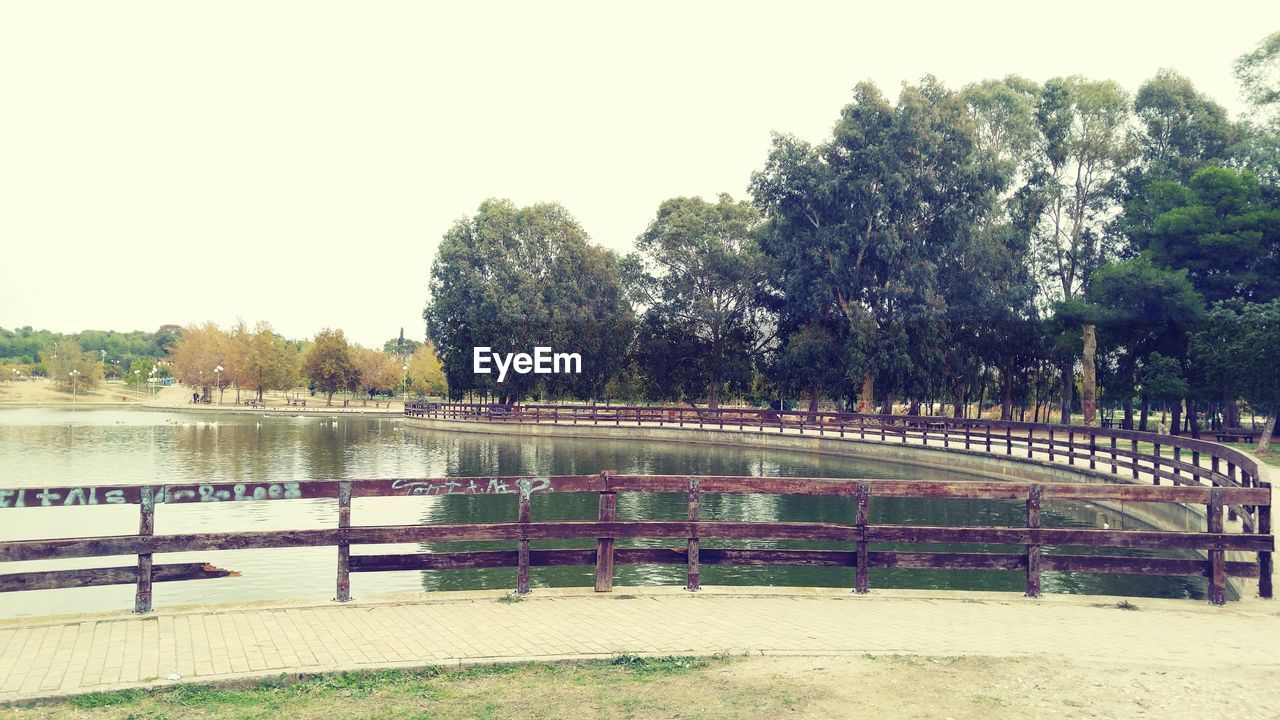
[2,586,1278,703]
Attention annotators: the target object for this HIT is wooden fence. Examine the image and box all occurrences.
[0,473,1271,613]
[406,402,1267,526]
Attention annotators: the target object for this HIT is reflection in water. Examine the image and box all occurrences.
[0,408,1204,618]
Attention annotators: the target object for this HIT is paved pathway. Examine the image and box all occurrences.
[2,587,1278,703]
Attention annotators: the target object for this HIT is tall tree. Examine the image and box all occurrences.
[1022,77,1133,424]
[753,78,997,415]
[43,339,102,393]
[425,199,632,403]
[302,329,356,406]
[1189,300,1280,450]
[630,194,768,408]
[170,322,230,401]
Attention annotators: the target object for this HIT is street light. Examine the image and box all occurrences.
[69,369,80,404]
[402,362,408,404]
[213,365,223,404]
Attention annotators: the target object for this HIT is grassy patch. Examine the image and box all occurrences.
[1225,443,1280,467]
[7,655,782,720]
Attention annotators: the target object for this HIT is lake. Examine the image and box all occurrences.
[0,408,1206,618]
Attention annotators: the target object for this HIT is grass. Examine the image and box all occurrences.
[1225,442,1280,468]
[3,655,774,720]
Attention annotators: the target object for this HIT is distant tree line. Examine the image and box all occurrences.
[425,33,1280,450]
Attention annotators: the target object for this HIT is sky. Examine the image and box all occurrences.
[2,2,1277,348]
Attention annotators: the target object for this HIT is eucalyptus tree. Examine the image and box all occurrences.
[629,194,768,409]
[1020,77,1133,424]
[425,199,632,404]
[753,78,997,416]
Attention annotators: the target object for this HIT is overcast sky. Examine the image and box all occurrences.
[2,2,1276,348]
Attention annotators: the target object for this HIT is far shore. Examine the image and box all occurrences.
[0,378,407,416]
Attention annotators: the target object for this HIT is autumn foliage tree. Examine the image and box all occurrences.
[302,329,356,406]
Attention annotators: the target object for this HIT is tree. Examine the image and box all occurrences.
[354,347,401,399]
[753,78,998,415]
[1021,77,1133,424]
[1135,166,1280,305]
[425,199,633,403]
[170,322,230,401]
[1234,31,1280,125]
[630,194,768,408]
[1077,256,1204,430]
[1188,300,1280,450]
[407,342,447,397]
[44,339,102,393]
[302,329,356,406]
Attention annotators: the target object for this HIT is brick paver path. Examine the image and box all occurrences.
[2,587,1278,703]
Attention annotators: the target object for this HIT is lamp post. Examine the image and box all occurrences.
[134,368,141,399]
[402,362,408,404]
[213,365,224,404]
[69,369,80,404]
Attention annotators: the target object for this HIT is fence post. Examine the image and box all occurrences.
[855,483,869,594]
[1025,484,1041,598]
[1048,428,1055,462]
[1153,442,1162,485]
[336,480,352,602]
[1088,432,1096,471]
[1132,439,1139,480]
[1259,488,1272,600]
[134,486,155,614]
[1208,488,1226,606]
[687,479,700,591]
[517,482,532,595]
[1006,426,1011,456]
[595,476,617,592]
[1110,436,1117,474]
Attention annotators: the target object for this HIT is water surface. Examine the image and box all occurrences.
[0,408,1205,618]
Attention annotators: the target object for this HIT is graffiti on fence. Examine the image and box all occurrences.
[390,476,553,497]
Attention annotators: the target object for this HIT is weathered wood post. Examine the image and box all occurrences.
[855,483,870,594]
[1259,486,1273,600]
[1025,484,1041,598]
[1131,439,1139,480]
[1110,436,1117,474]
[594,472,616,592]
[1088,432,1096,471]
[686,479,700,591]
[134,486,155,614]
[1208,488,1226,606]
[336,480,352,602]
[517,480,532,595]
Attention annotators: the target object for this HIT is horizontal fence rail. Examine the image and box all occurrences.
[406,402,1266,530]
[0,473,1271,612]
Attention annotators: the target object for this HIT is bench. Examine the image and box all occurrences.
[1213,429,1258,443]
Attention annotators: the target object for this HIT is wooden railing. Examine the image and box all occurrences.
[0,473,1271,612]
[407,402,1267,526]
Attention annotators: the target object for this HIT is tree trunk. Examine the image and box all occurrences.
[908,399,921,416]
[807,383,819,422]
[1256,412,1276,452]
[326,391,334,406]
[1122,396,1133,430]
[880,392,893,416]
[1224,399,1240,429]
[1170,400,1182,437]
[1059,358,1073,425]
[1139,396,1150,432]
[1000,357,1013,421]
[858,372,875,414]
[1188,400,1201,439]
[952,382,966,418]
[707,381,720,410]
[1081,324,1097,427]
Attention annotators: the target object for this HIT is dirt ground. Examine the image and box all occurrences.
[3,654,1274,720]
[0,378,140,405]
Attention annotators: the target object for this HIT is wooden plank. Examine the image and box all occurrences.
[0,562,237,592]
[1208,489,1225,606]
[594,490,616,592]
[335,481,351,602]
[855,483,869,594]
[1,521,1272,562]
